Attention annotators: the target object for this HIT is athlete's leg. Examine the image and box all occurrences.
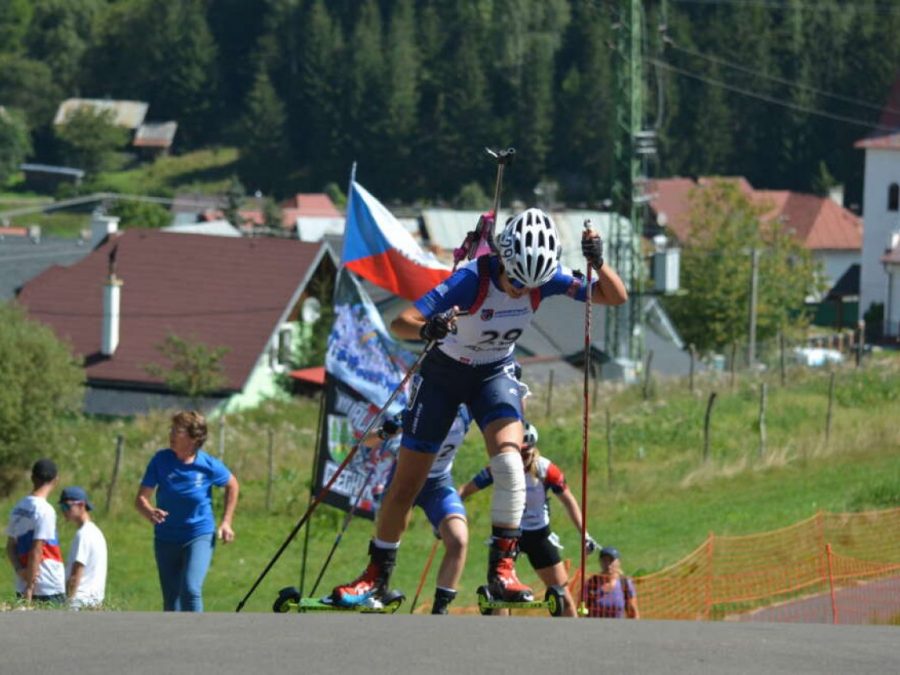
[482,417,532,602]
[375,448,436,543]
[534,563,577,618]
[435,514,468,592]
[331,448,434,606]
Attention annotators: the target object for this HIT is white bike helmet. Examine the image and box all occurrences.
[496,208,561,288]
[523,422,539,448]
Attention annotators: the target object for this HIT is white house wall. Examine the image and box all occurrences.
[815,250,860,298]
[860,148,900,321]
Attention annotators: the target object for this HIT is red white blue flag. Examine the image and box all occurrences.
[342,181,450,301]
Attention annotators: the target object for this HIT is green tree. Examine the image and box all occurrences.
[237,68,290,194]
[0,302,83,496]
[0,0,32,52]
[108,199,171,230]
[25,0,103,93]
[663,180,821,354]
[293,1,343,184]
[0,55,61,129]
[0,107,32,184]
[453,181,489,209]
[144,333,230,402]
[224,175,245,227]
[54,106,128,174]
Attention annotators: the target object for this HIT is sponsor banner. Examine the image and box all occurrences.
[325,268,415,415]
[314,376,400,519]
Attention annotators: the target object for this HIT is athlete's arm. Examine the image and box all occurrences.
[556,485,586,533]
[590,264,628,305]
[458,480,480,500]
[391,305,431,341]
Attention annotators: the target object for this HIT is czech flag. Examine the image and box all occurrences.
[342,181,450,301]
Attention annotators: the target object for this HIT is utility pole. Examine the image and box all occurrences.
[609,0,647,366]
[748,247,760,368]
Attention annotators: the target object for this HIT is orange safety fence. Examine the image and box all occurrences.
[566,506,900,625]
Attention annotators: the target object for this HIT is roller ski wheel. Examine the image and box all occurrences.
[273,586,301,613]
[381,589,405,613]
[476,585,493,616]
[545,585,566,618]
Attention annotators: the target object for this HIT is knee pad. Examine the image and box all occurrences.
[489,451,526,528]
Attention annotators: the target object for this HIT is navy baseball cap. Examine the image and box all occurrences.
[31,458,58,484]
[59,486,94,511]
[599,546,620,560]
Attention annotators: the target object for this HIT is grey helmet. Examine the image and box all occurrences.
[497,208,561,288]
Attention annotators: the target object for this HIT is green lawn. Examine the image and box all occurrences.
[91,147,239,197]
[2,355,898,612]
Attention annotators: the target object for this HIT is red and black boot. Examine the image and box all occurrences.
[331,541,397,607]
[487,531,534,602]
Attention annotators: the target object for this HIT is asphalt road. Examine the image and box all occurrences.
[1,611,897,675]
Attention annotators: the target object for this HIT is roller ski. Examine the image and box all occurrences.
[272,586,405,614]
[476,535,564,616]
[476,583,567,618]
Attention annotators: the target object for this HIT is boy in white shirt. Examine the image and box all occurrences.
[59,486,107,609]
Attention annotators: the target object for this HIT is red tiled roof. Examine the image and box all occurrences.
[16,230,329,392]
[650,177,862,250]
[756,191,862,250]
[280,193,341,217]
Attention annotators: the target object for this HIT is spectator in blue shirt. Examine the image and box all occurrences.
[135,411,239,612]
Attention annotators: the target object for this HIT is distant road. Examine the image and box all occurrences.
[1,612,897,675]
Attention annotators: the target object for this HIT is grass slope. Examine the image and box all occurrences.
[2,355,898,612]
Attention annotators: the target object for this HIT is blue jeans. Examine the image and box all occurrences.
[154,533,215,612]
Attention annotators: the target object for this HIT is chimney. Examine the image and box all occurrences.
[828,184,845,207]
[101,245,123,356]
[91,210,120,249]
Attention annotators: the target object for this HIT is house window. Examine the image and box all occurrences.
[889,183,899,212]
[269,325,294,371]
[277,326,293,365]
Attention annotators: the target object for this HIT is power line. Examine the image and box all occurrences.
[648,58,898,134]
[667,42,900,117]
[671,0,900,13]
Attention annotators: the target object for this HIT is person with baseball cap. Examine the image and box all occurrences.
[585,546,640,619]
[5,459,66,605]
[59,486,107,609]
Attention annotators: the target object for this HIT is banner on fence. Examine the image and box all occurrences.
[313,376,400,519]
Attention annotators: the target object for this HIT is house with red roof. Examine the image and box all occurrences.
[854,71,900,339]
[16,229,337,415]
[648,176,862,304]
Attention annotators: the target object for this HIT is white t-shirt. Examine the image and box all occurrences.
[6,495,65,597]
[66,520,107,608]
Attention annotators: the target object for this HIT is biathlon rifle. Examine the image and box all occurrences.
[452,146,515,269]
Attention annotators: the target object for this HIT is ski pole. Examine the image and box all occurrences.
[309,451,394,598]
[235,338,438,612]
[409,538,440,614]
[579,219,593,617]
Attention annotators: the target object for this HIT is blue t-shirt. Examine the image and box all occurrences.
[140,449,232,544]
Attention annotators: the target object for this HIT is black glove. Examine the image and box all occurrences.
[378,417,401,439]
[582,234,604,271]
[419,310,454,342]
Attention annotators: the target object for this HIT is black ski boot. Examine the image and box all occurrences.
[431,587,457,615]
